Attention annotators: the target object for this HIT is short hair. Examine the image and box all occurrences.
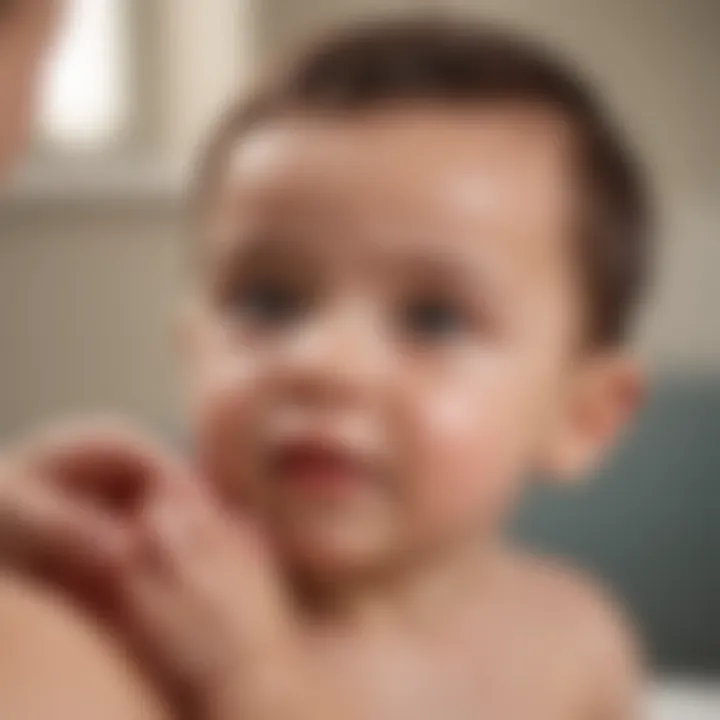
[195,17,650,347]
[0,2,17,22]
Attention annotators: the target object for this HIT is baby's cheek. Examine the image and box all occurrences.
[401,381,529,533]
[191,352,261,505]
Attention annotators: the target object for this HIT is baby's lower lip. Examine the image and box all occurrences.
[271,445,371,494]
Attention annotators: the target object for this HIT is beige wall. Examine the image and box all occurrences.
[0,201,185,438]
[0,0,717,438]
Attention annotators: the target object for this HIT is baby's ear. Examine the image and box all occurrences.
[539,352,644,483]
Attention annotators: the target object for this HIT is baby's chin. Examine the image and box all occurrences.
[267,515,404,585]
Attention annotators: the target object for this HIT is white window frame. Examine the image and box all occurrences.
[38,0,133,157]
[7,0,252,204]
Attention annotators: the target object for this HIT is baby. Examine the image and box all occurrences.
[0,18,650,720]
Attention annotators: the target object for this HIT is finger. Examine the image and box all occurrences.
[0,477,127,578]
[137,487,287,636]
[18,420,195,508]
[133,484,217,580]
[117,561,192,695]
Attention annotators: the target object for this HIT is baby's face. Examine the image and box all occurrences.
[189,106,585,576]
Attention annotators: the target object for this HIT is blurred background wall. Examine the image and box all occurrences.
[0,0,717,673]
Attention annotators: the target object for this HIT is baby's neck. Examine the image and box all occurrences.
[296,536,507,634]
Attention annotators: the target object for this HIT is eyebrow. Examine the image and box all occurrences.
[205,228,323,282]
[384,240,511,304]
[206,222,512,310]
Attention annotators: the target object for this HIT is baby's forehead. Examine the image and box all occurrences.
[226,105,577,199]
[208,106,578,275]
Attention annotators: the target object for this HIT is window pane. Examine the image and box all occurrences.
[39,0,128,150]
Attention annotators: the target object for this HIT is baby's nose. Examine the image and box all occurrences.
[275,300,390,404]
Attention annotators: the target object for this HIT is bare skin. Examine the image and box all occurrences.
[0,427,640,720]
[0,0,60,181]
[0,105,643,719]
[0,573,170,720]
[296,553,640,720]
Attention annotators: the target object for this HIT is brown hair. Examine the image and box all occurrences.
[195,17,650,347]
[0,1,16,21]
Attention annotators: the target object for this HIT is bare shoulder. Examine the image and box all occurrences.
[509,551,638,639]
[503,550,644,716]
[0,574,171,720]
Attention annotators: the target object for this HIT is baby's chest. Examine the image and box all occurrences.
[321,640,585,720]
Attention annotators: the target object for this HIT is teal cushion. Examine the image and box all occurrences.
[511,376,720,672]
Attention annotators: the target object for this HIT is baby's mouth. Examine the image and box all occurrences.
[268,439,378,497]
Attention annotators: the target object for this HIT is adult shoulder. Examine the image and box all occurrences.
[0,573,171,720]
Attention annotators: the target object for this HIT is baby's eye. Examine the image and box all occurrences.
[233,279,306,326]
[401,296,470,341]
